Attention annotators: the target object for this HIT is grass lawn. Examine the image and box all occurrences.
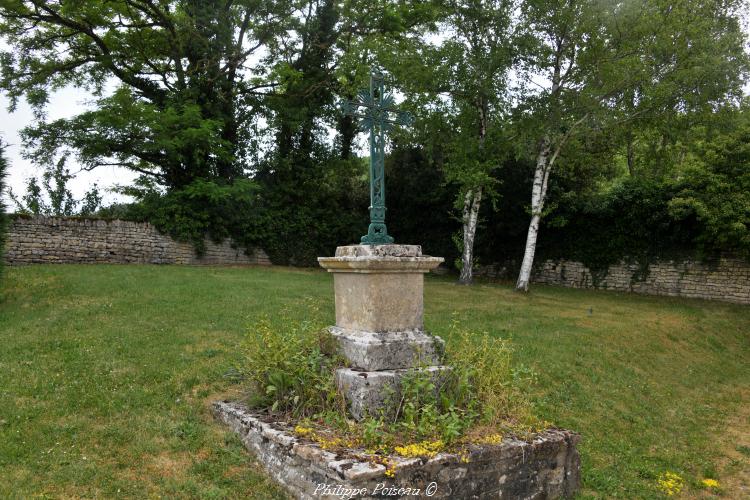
[1,264,748,499]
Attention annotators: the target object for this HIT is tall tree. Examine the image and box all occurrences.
[390,0,518,284]
[0,0,291,189]
[513,0,749,291]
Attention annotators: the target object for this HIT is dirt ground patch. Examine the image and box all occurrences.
[715,391,750,497]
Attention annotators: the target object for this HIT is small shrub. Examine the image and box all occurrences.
[443,317,536,427]
[240,305,346,418]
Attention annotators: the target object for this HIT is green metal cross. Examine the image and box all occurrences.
[341,70,413,245]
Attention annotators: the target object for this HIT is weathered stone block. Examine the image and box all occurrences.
[318,245,443,333]
[335,366,448,420]
[328,326,444,371]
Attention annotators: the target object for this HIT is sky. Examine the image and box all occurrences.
[0,87,139,207]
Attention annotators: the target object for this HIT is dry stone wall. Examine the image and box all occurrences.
[5,215,270,266]
[477,256,750,304]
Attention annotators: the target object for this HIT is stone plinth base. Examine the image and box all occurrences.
[335,366,449,420]
[213,401,582,500]
[329,326,444,371]
[317,245,443,333]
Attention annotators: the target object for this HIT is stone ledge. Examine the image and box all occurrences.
[212,401,581,500]
[329,326,444,371]
[335,244,424,258]
[318,256,444,274]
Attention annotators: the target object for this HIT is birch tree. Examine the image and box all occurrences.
[514,0,748,291]
[390,0,518,284]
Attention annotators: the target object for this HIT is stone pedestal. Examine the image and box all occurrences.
[318,244,445,420]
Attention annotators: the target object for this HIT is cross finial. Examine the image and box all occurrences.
[341,69,413,245]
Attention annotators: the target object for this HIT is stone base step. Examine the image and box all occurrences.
[329,326,444,371]
[212,400,581,500]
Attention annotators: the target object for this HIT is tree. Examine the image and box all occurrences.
[9,158,101,216]
[8,176,44,215]
[0,0,292,189]
[389,0,518,284]
[513,0,749,291]
[668,103,750,257]
[261,0,439,169]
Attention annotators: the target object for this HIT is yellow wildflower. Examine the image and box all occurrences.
[476,433,503,445]
[381,458,396,478]
[394,440,445,458]
[313,435,344,450]
[701,478,720,488]
[657,471,684,496]
[294,425,313,437]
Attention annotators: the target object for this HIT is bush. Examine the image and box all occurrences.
[238,304,540,457]
[668,120,750,259]
[240,304,346,418]
[113,155,369,265]
[116,177,263,256]
[539,176,693,274]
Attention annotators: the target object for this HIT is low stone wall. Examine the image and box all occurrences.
[477,256,750,304]
[4,215,270,266]
[213,401,581,499]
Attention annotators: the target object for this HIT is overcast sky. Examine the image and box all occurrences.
[1,85,140,207]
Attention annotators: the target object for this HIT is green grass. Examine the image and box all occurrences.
[1,265,748,498]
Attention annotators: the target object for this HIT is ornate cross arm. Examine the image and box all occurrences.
[341,70,413,245]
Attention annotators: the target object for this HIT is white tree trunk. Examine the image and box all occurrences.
[516,137,552,292]
[459,187,482,285]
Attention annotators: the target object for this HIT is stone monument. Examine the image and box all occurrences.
[214,70,581,499]
[319,71,448,418]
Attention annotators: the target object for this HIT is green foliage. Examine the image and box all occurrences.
[41,157,76,216]
[117,178,261,256]
[0,0,291,187]
[109,155,367,264]
[22,89,236,188]
[240,306,345,418]
[385,145,458,259]
[78,185,103,217]
[8,176,43,215]
[388,367,479,445]
[668,114,750,258]
[538,108,750,268]
[473,105,750,271]
[251,155,369,265]
[540,176,690,274]
[368,319,537,446]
